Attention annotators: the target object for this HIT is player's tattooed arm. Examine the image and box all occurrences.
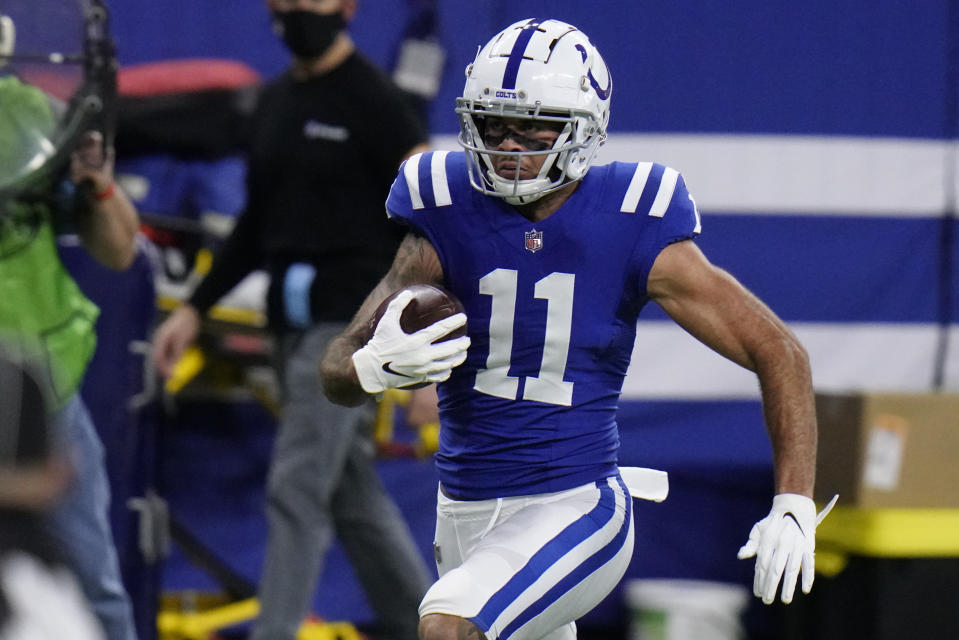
[319,232,445,406]
[383,231,445,291]
[348,231,444,340]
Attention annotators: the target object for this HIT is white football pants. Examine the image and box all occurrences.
[420,475,635,640]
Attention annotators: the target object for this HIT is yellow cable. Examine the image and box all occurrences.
[156,598,361,640]
[164,346,205,394]
[157,598,259,640]
[193,248,213,276]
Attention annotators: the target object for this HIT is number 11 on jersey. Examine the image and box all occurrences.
[474,268,575,406]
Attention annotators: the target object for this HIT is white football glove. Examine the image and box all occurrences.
[351,290,470,394]
[737,493,838,604]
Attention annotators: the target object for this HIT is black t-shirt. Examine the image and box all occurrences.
[190,51,428,326]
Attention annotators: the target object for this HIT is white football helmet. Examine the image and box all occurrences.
[456,18,612,205]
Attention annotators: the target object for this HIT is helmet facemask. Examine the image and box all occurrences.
[455,18,611,206]
[456,100,606,205]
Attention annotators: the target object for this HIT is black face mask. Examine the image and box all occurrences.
[273,10,346,59]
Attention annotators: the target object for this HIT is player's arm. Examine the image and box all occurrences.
[647,239,815,496]
[320,231,450,407]
[647,239,837,605]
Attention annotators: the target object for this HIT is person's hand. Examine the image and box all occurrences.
[152,304,202,378]
[351,290,470,394]
[737,493,838,604]
[70,130,115,196]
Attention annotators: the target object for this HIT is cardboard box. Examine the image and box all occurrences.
[815,392,959,508]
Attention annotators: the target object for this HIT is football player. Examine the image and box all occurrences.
[320,18,834,640]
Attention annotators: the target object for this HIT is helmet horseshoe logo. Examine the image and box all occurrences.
[575,44,611,100]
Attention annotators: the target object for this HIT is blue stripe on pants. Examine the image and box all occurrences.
[500,476,632,638]
[469,477,628,635]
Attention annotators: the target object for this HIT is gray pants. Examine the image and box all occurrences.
[250,323,431,640]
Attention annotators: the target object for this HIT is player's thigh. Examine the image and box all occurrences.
[431,487,499,577]
[422,477,634,640]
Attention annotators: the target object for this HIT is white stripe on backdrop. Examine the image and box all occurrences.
[433,134,958,217]
[624,322,950,399]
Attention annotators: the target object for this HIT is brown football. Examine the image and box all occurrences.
[368,284,467,343]
[367,284,467,390]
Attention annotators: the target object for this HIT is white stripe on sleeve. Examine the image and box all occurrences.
[690,194,702,233]
[620,162,652,213]
[649,167,679,218]
[431,150,452,207]
[404,153,424,210]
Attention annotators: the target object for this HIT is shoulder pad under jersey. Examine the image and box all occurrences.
[387,150,471,224]
[613,161,702,237]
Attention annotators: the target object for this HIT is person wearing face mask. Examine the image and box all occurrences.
[150,1,432,639]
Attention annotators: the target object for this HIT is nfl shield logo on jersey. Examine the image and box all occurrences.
[525,229,543,253]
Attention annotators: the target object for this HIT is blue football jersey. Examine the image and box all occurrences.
[387,151,701,500]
